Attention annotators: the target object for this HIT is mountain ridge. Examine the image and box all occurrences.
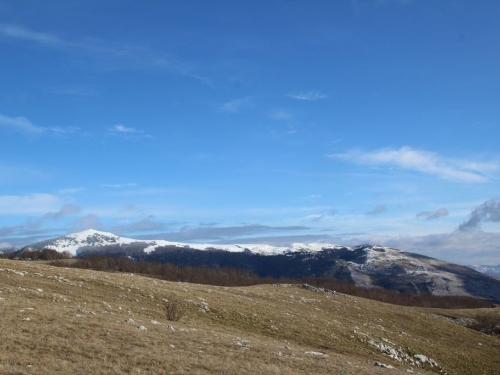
[20,228,345,256]
[19,229,500,302]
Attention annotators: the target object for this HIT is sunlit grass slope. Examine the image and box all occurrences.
[0,259,499,375]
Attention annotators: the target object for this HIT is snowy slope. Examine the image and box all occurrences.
[347,245,471,296]
[20,230,500,301]
[469,265,500,279]
[21,229,344,257]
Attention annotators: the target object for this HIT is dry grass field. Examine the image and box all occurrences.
[0,259,499,375]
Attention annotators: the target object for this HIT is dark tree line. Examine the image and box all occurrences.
[50,255,494,309]
[0,249,70,261]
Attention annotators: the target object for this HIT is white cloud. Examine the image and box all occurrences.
[458,198,500,232]
[301,194,322,201]
[220,98,252,114]
[270,110,293,121]
[49,126,81,134]
[58,188,84,194]
[48,86,97,96]
[0,23,212,86]
[108,124,152,139]
[366,204,387,215]
[0,113,83,136]
[302,214,325,222]
[287,90,328,101]
[111,124,139,133]
[0,113,44,133]
[101,183,138,189]
[328,146,497,183]
[0,24,63,46]
[0,193,60,214]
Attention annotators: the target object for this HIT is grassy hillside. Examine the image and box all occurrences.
[0,259,499,375]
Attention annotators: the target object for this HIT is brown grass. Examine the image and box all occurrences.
[1,259,499,375]
[51,255,493,309]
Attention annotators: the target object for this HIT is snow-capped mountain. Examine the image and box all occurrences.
[21,229,342,256]
[469,265,500,279]
[20,229,500,302]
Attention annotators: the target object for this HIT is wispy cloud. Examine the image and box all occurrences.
[71,214,103,232]
[0,113,44,133]
[287,90,328,101]
[26,204,81,229]
[58,187,84,194]
[0,24,64,46]
[48,86,97,96]
[215,234,333,245]
[0,163,49,186]
[112,215,167,234]
[366,204,387,215]
[270,110,293,121]
[49,126,82,134]
[0,112,86,136]
[416,208,449,220]
[101,183,139,189]
[219,97,253,114]
[0,193,60,214]
[0,204,81,239]
[0,113,149,139]
[300,194,322,201]
[302,214,326,222]
[328,146,497,183]
[376,0,412,6]
[108,124,153,139]
[0,23,212,86]
[151,224,309,242]
[111,124,139,133]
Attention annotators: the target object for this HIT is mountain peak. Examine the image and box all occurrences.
[69,229,119,238]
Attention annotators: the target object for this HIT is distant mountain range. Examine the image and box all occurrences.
[19,229,500,302]
[469,265,500,279]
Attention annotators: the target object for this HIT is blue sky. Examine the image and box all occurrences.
[1,0,499,265]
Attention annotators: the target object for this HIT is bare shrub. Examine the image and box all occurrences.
[467,314,500,335]
[164,300,184,321]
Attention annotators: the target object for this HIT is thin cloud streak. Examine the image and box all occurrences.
[366,204,387,215]
[111,124,140,133]
[108,124,153,139]
[0,204,81,238]
[148,224,310,242]
[0,23,213,86]
[111,215,167,235]
[0,24,64,46]
[0,193,60,214]
[219,97,253,114]
[328,146,497,183]
[416,208,449,220]
[0,113,44,133]
[0,112,84,136]
[287,90,328,101]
